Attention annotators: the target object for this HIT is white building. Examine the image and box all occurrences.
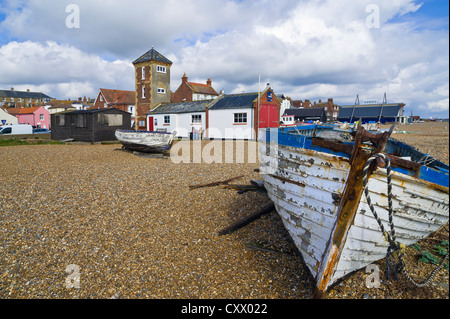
[0,108,19,125]
[147,100,210,139]
[206,92,259,140]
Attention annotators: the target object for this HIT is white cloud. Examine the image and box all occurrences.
[0,41,134,99]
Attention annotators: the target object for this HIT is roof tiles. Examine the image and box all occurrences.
[133,48,172,65]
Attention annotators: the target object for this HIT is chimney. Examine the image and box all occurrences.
[10,87,14,91]
[206,78,212,87]
[27,89,30,92]
[182,73,188,83]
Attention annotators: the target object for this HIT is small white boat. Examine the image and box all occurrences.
[115,129,175,153]
[259,124,449,297]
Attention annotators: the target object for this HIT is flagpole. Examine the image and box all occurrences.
[257,74,260,139]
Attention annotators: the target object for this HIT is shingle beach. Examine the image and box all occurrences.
[0,122,448,299]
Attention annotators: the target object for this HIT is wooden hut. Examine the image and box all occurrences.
[51,108,131,142]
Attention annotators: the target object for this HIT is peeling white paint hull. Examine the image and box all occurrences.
[258,126,449,294]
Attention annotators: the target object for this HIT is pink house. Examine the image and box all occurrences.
[6,106,51,129]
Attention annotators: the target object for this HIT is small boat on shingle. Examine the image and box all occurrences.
[115,129,176,153]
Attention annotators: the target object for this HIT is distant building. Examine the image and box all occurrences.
[283,107,327,123]
[133,47,172,130]
[171,73,219,103]
[47,104,77,114]
[4,106,50,129]
[337,103,405,124]
[289,98,339,122]
[0,88,52,107]
[43,97,94,114]
[92,88,135,125]
[0,108,19,125]
[51,108,131,142]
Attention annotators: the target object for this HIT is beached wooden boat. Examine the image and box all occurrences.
[115,129,175,153]
[258,124,449,297]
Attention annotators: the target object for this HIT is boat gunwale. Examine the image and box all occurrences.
[263,125,449,188]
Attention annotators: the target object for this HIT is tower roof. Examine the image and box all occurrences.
[132,47,172,65]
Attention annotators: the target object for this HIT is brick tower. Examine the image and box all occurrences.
[132,47,172,130]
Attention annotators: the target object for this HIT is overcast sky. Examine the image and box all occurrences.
[0,0,448,118]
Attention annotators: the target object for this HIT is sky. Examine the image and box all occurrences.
[0,0,448,119]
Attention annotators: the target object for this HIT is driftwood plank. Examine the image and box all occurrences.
[189,175,244,190]
[218,202,275,236]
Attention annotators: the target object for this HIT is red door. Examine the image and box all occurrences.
[258,104,278,128]
[148,116,154,131]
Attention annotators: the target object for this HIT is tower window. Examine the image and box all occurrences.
[141,67,145,80]
[157,88,166,94]
[142,87,146,98]
[157,65,166,73]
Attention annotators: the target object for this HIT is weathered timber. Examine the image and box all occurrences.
[313,125,394,299]
[218,202,275,236]
[189,175,244,190]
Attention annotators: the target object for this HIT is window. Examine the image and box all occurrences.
[191,114,201,124]
[234,113,247,124]
[138,120,146,127]
[141,66,145,80]
[99,95,103,102]
[76,114,87,127]
[40,114,44,121]
[98,114,123,126]
[157,88,166,94]
[142,87,146,98]
[164,115,170,124]
[157,65,166,73]
[55,115,65,126]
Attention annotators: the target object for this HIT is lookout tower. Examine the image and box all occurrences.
[132,47,172,130]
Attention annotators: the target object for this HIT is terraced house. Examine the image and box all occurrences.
[171,73,219,102]
[0,88,52,107]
